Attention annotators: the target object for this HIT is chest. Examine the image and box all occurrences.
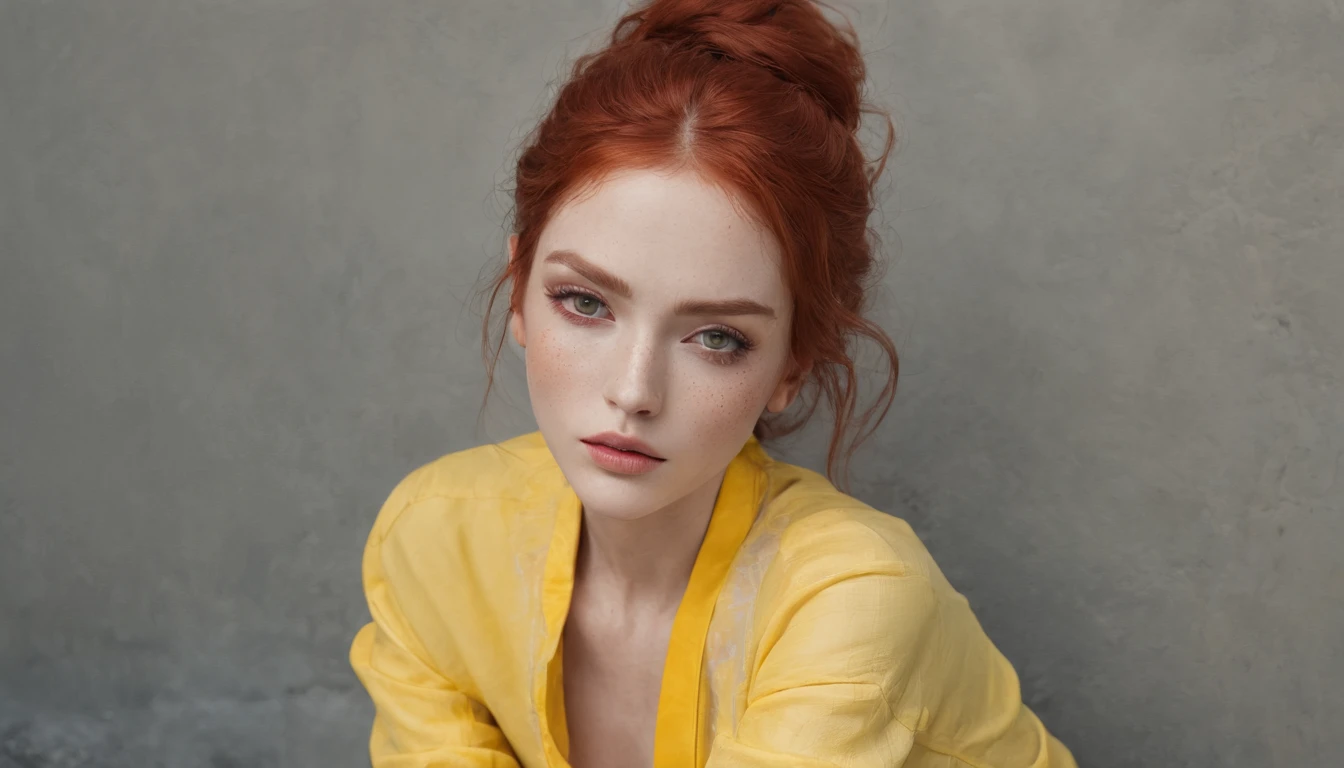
[559,598,677,768]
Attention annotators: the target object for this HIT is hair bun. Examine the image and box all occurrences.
[613,0,866,130]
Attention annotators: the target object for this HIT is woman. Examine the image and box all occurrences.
[349,1,1077,766]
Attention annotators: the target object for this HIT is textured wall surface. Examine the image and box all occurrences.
[2,1,1340,766]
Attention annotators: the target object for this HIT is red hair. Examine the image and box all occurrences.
[479,0,899,492]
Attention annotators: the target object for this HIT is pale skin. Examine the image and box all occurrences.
[507,167,811,768]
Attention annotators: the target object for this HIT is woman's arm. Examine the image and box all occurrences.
[349,617,520,767]
[706,562,1077,767]
[349,484,521,768]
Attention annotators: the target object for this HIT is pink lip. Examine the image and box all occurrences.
[580,432,666,475]
[580,432,664,459]
[583,441,664,475]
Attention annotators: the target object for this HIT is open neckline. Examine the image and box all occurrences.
[534,438,767,767]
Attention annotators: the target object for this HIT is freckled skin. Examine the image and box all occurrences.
[509,168,806,522]
[506,167,810,768]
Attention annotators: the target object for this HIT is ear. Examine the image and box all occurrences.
[507,234,526,349]
[765,357,812,414]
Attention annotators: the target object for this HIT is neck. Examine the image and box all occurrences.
[575,466,728,612]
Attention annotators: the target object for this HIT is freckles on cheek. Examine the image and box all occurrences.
[683,368,770,437]
[525,329,562,391]
[525,328,586,406]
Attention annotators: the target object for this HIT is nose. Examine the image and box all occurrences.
[603,337,663,418]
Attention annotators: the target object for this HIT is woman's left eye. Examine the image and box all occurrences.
[697,329,739,351]
[704,332,736,352]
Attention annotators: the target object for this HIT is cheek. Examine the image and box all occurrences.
[524,325,598,410]
[674,364,774,436]
[524,328,567,401]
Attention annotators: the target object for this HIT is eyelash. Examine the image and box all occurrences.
[543,285,756,365]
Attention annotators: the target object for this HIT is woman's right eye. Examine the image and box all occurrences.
[547,288,612,320]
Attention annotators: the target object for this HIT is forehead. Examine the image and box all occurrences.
[536,168,788,305]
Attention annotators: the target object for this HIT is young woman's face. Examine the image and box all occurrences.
[509,167,805,521]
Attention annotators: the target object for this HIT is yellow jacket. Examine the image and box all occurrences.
[350,430,1077,767]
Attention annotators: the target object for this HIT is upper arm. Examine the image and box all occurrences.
[350,619,520,767]
[707,511,1077,768]
[349,484,521,768]
[706,569,937,767]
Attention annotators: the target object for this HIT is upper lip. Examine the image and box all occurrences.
[581,432,665,460]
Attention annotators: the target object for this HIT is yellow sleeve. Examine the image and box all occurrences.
[705,568,1077,768]
[349,489,521,768]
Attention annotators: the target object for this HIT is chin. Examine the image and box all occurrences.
[567,467,668,520]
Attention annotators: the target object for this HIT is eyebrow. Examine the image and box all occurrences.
[541,249,777,319]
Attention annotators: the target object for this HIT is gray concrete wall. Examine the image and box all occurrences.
[2,1,1340,765]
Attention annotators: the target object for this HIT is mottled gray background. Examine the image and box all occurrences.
[2,0,1340,766]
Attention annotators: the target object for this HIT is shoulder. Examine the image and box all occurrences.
[367,430,559,548]
[732,462,947,700]
[745,459,967,651]
[741,460,957,691]
[358,433,558,675]
[757,459,944,589]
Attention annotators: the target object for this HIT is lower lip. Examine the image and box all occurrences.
[582,441,665,475]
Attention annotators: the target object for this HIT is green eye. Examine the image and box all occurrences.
[702,331,731,350]
[574,296,601,316]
